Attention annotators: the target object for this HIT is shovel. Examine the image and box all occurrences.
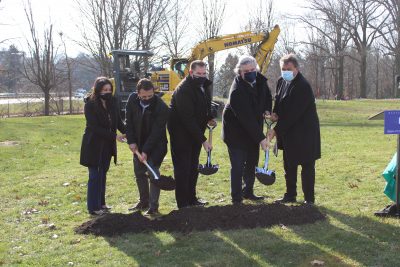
[134,151,175,191]
[255,119,276,185]
[198,124,219,175]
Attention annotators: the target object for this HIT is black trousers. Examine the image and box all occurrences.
[170,137,202,208]
[283,151,315,202]
[227,146,259,202]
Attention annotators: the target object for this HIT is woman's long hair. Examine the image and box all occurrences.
[88,77,113,101]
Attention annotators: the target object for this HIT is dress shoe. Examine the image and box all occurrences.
[275,196,297,203]
[128,202,149,211]
[232,200,243,205]
[101,205,112,210]
[303,200,315,205]
[243,193,264,201]
[144,208,160,216]
[89,210,105,216]
[190,199,208,206]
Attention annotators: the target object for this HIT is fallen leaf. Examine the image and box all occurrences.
[348,182,359,189]
[38,200,49,206]
[155,250,161,257]
[41,216,50,224]
[311,260,325,266]
[70,239,81,245]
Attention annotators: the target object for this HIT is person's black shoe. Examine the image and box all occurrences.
[144,208,160,216]
[303,200,315,205]
[275,196,297,203]
[243,193,264,201]
[232,200,243,205]
[128,202,149,211]
[101,205,112,211]
[190,199,208,207]
[89,210,105,216]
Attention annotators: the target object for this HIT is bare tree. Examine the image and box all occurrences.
[298,0,351,99]
[244,0,276,55]
[199,0,226,95]
[22,1,64,116]
[131,0,171,70]
[341,0,388,98]
[59,32,73,114]
[376,0,400,96]
[75,0,135,76]
[160,0,189,58]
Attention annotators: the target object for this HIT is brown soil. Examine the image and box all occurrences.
[75,203,326,236]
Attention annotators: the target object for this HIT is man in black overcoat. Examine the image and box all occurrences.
[168,60,216,209]
[222,55,272,204]
[268,54,321,204]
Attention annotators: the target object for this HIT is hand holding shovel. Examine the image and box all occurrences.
[134,151,176,191]
[198,124,219,175]
[255,118,276,185]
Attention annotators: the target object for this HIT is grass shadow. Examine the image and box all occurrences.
[290,207,400,266]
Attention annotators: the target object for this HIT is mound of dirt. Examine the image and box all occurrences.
[75,203,326,236]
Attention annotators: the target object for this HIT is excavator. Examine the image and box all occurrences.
[150,24,280,102]
[110,25,280,116]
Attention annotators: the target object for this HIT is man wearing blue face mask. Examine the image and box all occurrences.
[267,53,321,205]
[222,55,272,204]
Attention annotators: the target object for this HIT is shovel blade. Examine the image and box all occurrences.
[255,169,276,185]
[151,175,176,191]
[198,164,219,175]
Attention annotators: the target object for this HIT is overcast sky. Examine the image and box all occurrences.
[1,0,307,58]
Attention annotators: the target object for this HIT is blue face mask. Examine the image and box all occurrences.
[244,71,257,84]
[282,71,294,82]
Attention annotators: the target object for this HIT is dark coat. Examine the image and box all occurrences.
[168,76,214,145]
[273,72,321,166]
[125,93,169,166]
[80,97,126,167]
[222,73,272,149]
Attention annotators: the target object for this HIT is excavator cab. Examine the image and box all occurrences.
[171,58,189,79]
[111,49,154,119]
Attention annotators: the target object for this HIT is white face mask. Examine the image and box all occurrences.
[282,70,294,82]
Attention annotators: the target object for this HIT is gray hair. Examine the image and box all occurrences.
[279,53,300,68]
[234,55,260,74]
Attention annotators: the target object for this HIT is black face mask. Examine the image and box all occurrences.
[192,75,207,87]
[99,93,112,101]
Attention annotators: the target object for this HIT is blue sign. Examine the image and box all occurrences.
[384,110,400,134]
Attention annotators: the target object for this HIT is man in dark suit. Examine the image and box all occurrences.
[168,60,216,209]
[268,54,321,204]
[125,78,169,215]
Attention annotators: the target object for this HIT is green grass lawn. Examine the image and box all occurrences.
[1,99,400,266]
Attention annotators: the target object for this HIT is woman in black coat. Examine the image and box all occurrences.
[222,55,272,204]
[80,77,126,215]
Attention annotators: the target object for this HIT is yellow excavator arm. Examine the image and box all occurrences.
[188,25,280,76]
[150,25,280,102]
